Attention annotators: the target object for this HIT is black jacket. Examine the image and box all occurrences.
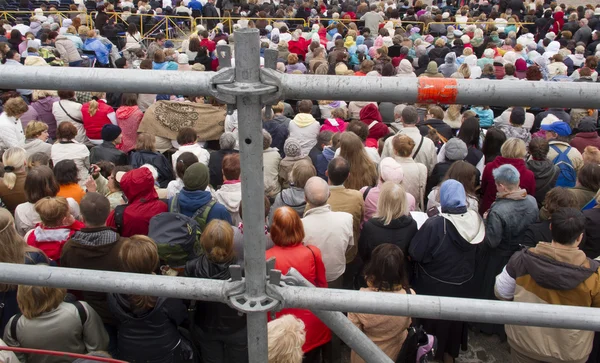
[108,294,187,363]
[582,208,600,259]
[130,150,174,188]
[208,149,239,189]
[94,12,109,35]
[359,216,418,263]
[90,141,129,166]
[417,118,454,142]
[194,53,213,72]
[522,220,551,248]
[184,255,246,334]
[202,3,219,29]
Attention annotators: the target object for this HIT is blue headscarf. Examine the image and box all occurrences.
[440,179,467,214]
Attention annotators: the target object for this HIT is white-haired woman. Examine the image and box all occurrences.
[268,315,306,363]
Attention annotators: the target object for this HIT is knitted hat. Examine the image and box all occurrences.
[578,118,597,132]
[284,138,302,157]
[191,63,205,71]
[183,162,210,191]
[379,157,404,183]
[510,107,526,125]
[101,124,122,142]
[445,138,468,161]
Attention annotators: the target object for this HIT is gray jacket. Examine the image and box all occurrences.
[485,193,539,251]
[268,186,307,225]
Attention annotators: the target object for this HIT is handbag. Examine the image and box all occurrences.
[396,288,438,363]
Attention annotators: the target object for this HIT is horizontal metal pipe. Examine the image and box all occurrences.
[0,263,226,303]
[0,66,215,96]
[276,285,600,331]
[279,73,600,108]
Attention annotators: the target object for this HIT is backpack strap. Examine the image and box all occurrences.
[362,186,373,201]
[191,199,216,229]
[69,300,88,325]
[550,145,572,163]
[170,194,180,214]
[114,204,127,234]
[426,124,448,144]
[10,313,22,342]
[412,136,424,160]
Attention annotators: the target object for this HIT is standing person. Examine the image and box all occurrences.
[497,107,531,145]
[130,133,174,188]
[496,208,600,363]
[115,93,144,153]
[409,180,485,363]
[478,164,538,335]
[289,100,321,156]
[360,4,384,35]
[0,97,28,151]
[110,235,189,363]
[185,220,248,363]
[527,137,559,208]
[302,177,354,288]
[349,244,413,363]
[0,147,28,214]
[392,135,427,211]
[19,90,59,140]
[266,207,331,360]
[543,121,583,188]
[90,124,128,166]
[338,132,378,190]
[81,92,117,145]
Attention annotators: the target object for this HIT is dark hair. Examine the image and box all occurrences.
[317,130,333,148]
[481,127,507,163]
[175,152,199,179]
[27,152,50,168]
[80,192,110,227]
[528,137,549,160]
[222,153,240,180]
[127,23,138,37]
[96,160,115,179]
[24,166,59,203]
[176,127,197,145]
[56,122,78,140]
[346,120,369,142]
[577,163,600,191]
[327,157,350,186]
[363,244,408,291]
[543,187,578,215]
[53,160,79,185]
[110,165,132,191]
[155,33,166,41]
[550,208,585,245]
[504,63,515,75]
[57,90,75,100]
[297,100,313,114]
[458,117,480,148]
[120,93,138,107]
[526,65,543,81]
[140,59,153,69]
[189,37,201,52]
[442,161,478,196]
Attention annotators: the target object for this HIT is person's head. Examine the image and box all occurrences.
[155,33,166,45]
[120,93,138,107]
[201,219,235,263]
[392,134,415,158]
[183,162,210,191]
[304,176,329,207]
[493,164,520,192]
[119,235,160,309]
[2,147,27,190]
[79,192,111,228]
[24,165,60,203]
[363,243,408,291]
[284,138,302,158]
[101,124,122,144]
[222,153,241,181]
[3,97,28,118]
[53,159,79,186]
[375,181,408,225]
[426,105,444,120]
[400,105,418,125]
[457,117,480,148]
[527,137,549,161]
[35,196,70,228]
[359,59,375,73]
[0,208,28,271]
[550,208,585,246]
[175,152,199,180]
[542,186,577,216]
[267,315,306,363]
[177,127,198,145]
[541,121,572,141]
[316,130,333,150]
[219,132,237,150]
[135,133,156,152]
[297,100,313,114]
[577,163,600,191]
[108,165,131,193]
[346,121,369,142]
[56,121,78,141]
[500,137,527,159]
[24,121,49,141]
[509,107,526,126]
[444,138,468,161]
[583,146,600,164]
[290,159,316,189]
[440,160,478,196]
[27,152,50,169]
[270,206,304,247]
[17,284,66,319]
[326,157,350,186]
[263,129,273,150]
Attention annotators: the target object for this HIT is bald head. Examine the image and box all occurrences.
[304,177,329,207]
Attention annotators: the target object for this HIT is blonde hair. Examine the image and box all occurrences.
[272,102,285,114]
[35,196,69,227]
[87,92,105,116]
[25,121,49,139]
[201,220,235,263]
[1,147,26,190]
[135,133,156,151]
[375,181,408,225]
[339,132,378,190]
[32,90,57,101]
[446,104,461,121]
[17,285,67,319]
[268,315,306,363]
[583,146,600,164]
[119,235,160,310]
[0,209,26,291]
[77,25,90,36]
[3,97,29,118]
[500,138,527,159]
[458,63,471,78]
[331,107,346,119]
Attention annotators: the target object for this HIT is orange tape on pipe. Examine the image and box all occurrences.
[417,78,458,104]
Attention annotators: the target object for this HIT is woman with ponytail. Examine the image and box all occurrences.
[0,147,27,213]
[108,235,189,363]
[81,92,117,145]
[185,219,248,363]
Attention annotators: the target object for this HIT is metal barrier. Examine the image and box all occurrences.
[193,16,308,31]
[0,10,92,27]
[424,20,535,33]
[1,29,600,363]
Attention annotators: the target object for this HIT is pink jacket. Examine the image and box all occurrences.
[320,118,348,133]
[115,105,144,153]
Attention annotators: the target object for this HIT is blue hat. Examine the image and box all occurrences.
[540,121,571,137]
[164,40,175,48]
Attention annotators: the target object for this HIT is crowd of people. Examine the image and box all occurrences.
[1,0,600,363]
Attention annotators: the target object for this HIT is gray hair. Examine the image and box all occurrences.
[304,177,329,207]
[219,132,237,150]
[492,164,520,186]
[262,129,272,150]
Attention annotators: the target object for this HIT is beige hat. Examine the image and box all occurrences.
[191,63,205,71]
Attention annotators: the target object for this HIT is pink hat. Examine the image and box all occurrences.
[515,58,527,72]
[379,157,404,183]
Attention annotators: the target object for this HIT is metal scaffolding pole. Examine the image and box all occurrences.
[0,66,215,96]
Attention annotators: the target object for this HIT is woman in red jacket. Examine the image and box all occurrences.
[480,138,536,215]
[266,206,331,361]
[81,92,117,145]
[359,103,389,144]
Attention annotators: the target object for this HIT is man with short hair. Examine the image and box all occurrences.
[495,208,600,363]
[360,4,383,35]
[497,107,531,145]
[542,121,584,186]
[574,18,592,44]
[381,106,437,174]
[302,177,354,288]
[309,130,333,171]
[146,33,165,59]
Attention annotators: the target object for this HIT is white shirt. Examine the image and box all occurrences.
[0,113,25,151]
[52,100,87,144]
[171,143,211,171]
[302,205,354,282]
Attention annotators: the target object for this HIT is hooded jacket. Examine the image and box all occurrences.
[106,168,168,237]
[420,61,444,77]
[495,243,600,362]
[526,159,559,207]
[359,104,389,141]
[359,215,418,263]
[185,254,246,334]
[268,187,307,224]
[438,52,458,77]
[115,105,144,153]
[214,182,242,225]
[108,294,187,363]
[20,97,59,139]
[289,113,320,156]
[414,55,430,76]
[55,35,82,63]
[174,188,232,225]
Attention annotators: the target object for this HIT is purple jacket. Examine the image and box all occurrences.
[20,97,59,139]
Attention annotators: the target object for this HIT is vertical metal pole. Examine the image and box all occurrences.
[235,28,268,363]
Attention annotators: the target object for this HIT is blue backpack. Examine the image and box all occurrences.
[550,145,577,187]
